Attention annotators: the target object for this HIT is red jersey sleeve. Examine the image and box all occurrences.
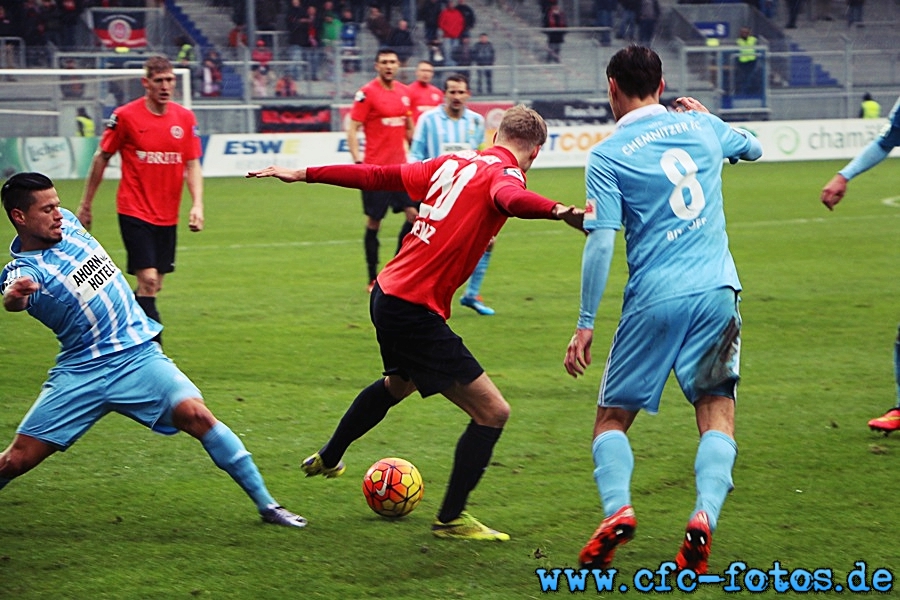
[349,90,370,123]
[489,167,559,219]
[307,163,405,191]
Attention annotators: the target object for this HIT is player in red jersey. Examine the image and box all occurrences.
[407,60,444,124]
[347,48,416,291]
[77,55,203,346]
[248,105,583,540]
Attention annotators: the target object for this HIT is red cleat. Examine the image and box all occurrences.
[675,510,712,574]
[578,505,636,569]
[868,408,900,435]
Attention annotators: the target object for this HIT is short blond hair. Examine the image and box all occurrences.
[496,105,548,151]
[144,55,174,78]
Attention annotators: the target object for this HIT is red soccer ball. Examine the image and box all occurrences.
[362,457,424,518]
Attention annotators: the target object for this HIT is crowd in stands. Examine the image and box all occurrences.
[217,0,498,97]
[0,0,89,67]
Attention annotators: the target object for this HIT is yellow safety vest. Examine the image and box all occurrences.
[75,115,95,137]
[737,35,757,63]
[861,99,881,119]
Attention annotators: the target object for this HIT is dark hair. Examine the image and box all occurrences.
[444,73,469,91]
[375,48,398,62]
[2,172,54,224]
[606,45,662,100]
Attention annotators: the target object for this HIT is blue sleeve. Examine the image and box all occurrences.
[734,127,763,161]
[409,122,427,161]
[474,115,486,149]
[839,139,892,180]
[577,228,616,330]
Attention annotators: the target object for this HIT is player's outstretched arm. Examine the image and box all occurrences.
[246,166,308,182]
[821,173,848,211]
[552,204,585,231]
[2,277,39,312]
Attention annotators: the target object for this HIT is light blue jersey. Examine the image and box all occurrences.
[1,208,161,365]
[584,104,760,316]
[409,106,485,161]
[839,95,900,180]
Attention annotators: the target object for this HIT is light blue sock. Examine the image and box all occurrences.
[693,430,737,532]
[893,327,899,408]
[465,251,492,298]
[202,421,276,511]
[591,430,634,517]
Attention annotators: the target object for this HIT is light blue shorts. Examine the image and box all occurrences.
[598,287,741,414]
[17,342,203,450]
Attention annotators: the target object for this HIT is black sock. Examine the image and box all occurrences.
[135,295,162,346]
[396,220,413,255]
[437,421,503,523]
[364,228,379,282]
[319,378,402,468]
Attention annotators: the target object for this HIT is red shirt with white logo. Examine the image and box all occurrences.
[100,98,202,226]
[407,81,443,124]
[349,78,411,165]
[308,146,558,319]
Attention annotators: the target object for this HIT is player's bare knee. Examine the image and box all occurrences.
[0,449,33,479]
[384,375,416,402]
[172,398,217,437]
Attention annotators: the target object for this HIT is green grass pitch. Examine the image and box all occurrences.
[1,160,899,598]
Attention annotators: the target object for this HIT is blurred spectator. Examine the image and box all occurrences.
[40,0,62,49]
[735,26,758,94]
[22,0,48,66]
[618,0,639,41]
[785,0,802,28]
[428,38,446,75]
[594,0,615,46]
[860,92,881,118]
[275,72,299,96]
[456,0,477,37]
[60,58,84,97]
[637,0,659,45]
[340,8,361,73]
[847,0,863,25]
[59,0,81,50]
[201,55,222,96]
[366,5,392,45]
[299,5,323,80]
[256,0,279,30]
[321,1,342,79]
[252,38,273,68]
[814,0,833,20]
[388,19,415,73]
[420,0,441,45]
[544,1,566,63]
[228,23,248,53]
[472,32,494,94]
[438,0,466,59]
[252,65,274,97]
[450,34,472,80]
[285,0,305,73]
[0,5,17,71]
[176,36,196,66]
[75,107,95,137]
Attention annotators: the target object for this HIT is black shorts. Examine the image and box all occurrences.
[118,214,177,275]
[362,189,416,221]
[370,283,484,397]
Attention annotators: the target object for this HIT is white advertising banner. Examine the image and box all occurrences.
[531,118,899,169]
[201,119,898,177]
